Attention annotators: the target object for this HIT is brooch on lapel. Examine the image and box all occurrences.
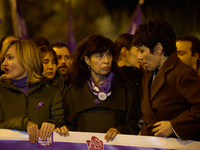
[34,102,43,110]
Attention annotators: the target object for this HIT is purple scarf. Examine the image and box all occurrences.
[87,72,114,101]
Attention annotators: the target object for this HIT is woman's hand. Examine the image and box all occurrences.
[40,122,55,140]
[27,121,39,143]
[54,125,69,137]
[152,121,173,137]
[104,128,120,142]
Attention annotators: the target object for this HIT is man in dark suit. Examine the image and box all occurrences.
[133,17,200,141]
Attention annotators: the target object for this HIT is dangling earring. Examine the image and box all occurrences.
[88,66,91,71]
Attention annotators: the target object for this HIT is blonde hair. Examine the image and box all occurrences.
[1,40,43,86]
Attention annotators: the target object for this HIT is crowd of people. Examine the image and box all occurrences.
[0,17,200,144]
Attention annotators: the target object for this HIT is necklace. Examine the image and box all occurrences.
[152,68,159,84]
[152,72,156,82]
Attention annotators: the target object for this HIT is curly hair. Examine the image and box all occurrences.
[70,33,114,87]
[133,17,176,57]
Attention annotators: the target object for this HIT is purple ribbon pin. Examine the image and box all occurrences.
[94,99,100,105]
[34,102,43,110]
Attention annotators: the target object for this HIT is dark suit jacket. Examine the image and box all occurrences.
[141,51,200,141]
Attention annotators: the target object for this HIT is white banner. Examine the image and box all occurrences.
[0,129,200,150]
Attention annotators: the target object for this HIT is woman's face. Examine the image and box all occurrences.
[138,45,161,71]
[2,44,28,80]
[42,52,57,80]
[126,46,140,68]
[85,50,112,78]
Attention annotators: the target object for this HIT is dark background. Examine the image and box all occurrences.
[1,0,200,44]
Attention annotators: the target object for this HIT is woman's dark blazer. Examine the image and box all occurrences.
[64,76,141,135]
[140,52,200,141]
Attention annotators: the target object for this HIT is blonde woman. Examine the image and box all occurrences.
[0,40,68,143]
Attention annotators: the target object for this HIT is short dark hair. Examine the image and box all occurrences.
[39,45,58,65]
[113,33,133,62]
[133,17,176,57]
[50,42,71,54]
[177,35,200,69]
[176,35,200,56]
[32,37,50,47]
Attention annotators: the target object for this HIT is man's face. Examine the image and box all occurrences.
[52,46,71,76]
[138,45,161,71]
[176,40,193,67]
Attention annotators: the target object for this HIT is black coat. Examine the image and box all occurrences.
[64,76,141,134]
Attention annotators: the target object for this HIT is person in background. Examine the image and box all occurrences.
[0,35,21,48]
[114,33,140,68]
[133,17,200,141]
[0,40,68,143]
[176,35,200,77]
[65,33,141,142]
[39,45,66,95]
[113,33,144,99]
[39,45,68,120]
[50,42,72,85]
[32,37,50,47]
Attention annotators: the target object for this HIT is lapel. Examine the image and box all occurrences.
[142,72,160,121]
[141,52,178,122]
[143,71,152,102]
[150,51,178,101]
[150,70,165,101]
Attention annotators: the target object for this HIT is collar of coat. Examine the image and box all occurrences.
[50,71,65,88]
[0,77,46,96]
[144,51,178,100]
